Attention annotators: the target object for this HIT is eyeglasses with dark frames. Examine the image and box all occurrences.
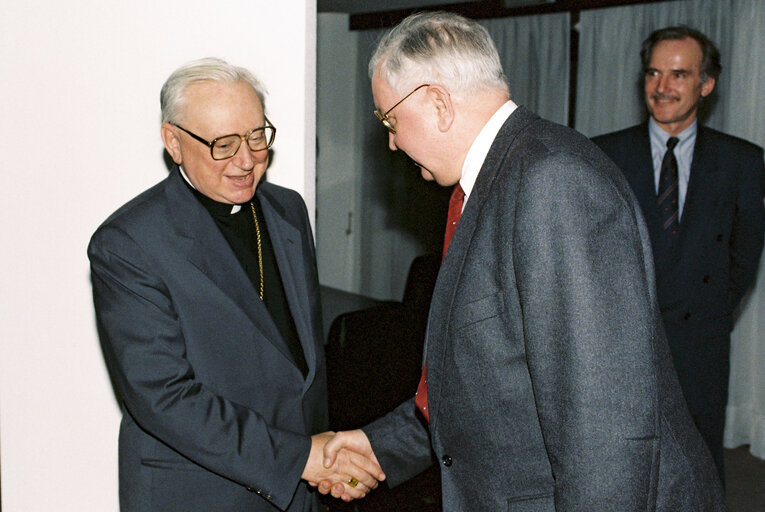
[374,84,430,134]
[173,116,276,160]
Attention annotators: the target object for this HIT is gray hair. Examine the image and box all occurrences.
[369,11,509,96]
[160,57,268,124]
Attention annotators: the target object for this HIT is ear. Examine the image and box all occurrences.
[700,76,716,98]
[161,123,183,164]
[428,85,454,132]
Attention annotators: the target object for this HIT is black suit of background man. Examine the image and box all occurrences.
[594,26,765,481]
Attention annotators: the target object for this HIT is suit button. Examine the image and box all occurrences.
[716,234,724,242]
[703,275,710,283]
[683,312,692,320]
[442,455,453,467]
[246,487,270,499]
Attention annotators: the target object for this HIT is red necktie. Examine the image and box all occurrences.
[416,184,465,422]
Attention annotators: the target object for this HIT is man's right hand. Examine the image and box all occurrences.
[301,431,385,502]
[317,429,384,501]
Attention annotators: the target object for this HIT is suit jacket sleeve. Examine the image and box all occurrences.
[728,143,765,309]
[513,151,661,508]
[362,397,434,487]
[89,222,310,511]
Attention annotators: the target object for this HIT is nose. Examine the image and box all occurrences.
[655,74,669,94]
[232,139,255,170]
[388,131,397,151]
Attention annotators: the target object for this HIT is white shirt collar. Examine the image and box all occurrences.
[648,117,697,149]
[459,100,518,209]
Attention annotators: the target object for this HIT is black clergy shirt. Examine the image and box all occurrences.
[187,182,309,378]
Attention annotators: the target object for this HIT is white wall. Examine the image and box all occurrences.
[0,1,315,509]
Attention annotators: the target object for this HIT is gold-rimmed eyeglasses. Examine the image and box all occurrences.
[173,116,276,160]
[374,84,430,134]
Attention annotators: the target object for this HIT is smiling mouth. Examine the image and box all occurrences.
[227,172,254,184]
[651,94,679,102]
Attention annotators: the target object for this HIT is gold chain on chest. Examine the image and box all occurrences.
[249,202,264,301]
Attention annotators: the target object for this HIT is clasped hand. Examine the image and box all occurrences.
[301,430,385,502]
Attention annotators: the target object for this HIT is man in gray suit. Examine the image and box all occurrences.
[320,12,724,510]
[88,58,383,511]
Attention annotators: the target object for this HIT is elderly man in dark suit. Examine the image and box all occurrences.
[88,58,383,512]
[320,12,725,510]
[593,26,765,481]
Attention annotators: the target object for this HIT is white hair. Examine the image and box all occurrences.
[369,11,509,96]
[160,57,268,124]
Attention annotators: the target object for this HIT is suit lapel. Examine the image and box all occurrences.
[638,125,718,277]
[164,169,297,369]
[258,189,317,388]
[677,127,718,253]
[627,126,663,238]
[426,107,537,426]
[620,125,682,273]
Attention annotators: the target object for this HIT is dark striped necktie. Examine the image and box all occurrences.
[658,136,680,236]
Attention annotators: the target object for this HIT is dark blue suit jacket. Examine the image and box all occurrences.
[594,124,765,416]
[88,167,327,511]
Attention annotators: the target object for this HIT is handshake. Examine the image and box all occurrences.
[301,429,386,502]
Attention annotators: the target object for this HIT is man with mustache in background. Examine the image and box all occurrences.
[594,26,765,483]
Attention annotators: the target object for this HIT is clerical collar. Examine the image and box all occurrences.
[178,165,244,216]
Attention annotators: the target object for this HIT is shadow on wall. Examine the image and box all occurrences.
[359,126,451,292]
[381,150,452,252]
[323,253,443,511]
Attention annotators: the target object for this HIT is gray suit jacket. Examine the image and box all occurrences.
[88,167,327,512]
[363,108,725,511]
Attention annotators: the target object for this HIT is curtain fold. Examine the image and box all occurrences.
[355,27,447,300]
[723,0,765,460]
[576,0,765,458]
[481,13,570,125]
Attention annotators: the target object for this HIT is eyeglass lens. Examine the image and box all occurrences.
[211,127,275,160]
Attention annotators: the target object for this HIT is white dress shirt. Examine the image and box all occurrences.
[458,100,518,211]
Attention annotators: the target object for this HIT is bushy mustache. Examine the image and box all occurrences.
[650,93,679,101]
